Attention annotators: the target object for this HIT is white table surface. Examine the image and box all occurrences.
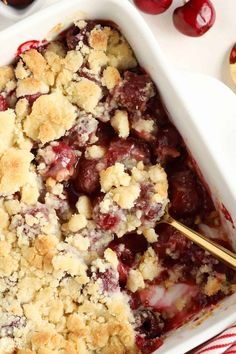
[0,0,236,91]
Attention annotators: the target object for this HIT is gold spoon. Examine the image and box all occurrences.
[159,211,236,270]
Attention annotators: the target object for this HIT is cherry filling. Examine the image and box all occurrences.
[113,71,155,112]
[95,210,121,232]
[38,142,78,182]
[66,22,98,50]
[0,95,8,111]
[135,183,162,222]
[136,336,163,354]
[24,93,42,106]
[74,136,150,195]
[135,309,164,338]
[16,40,46,56]
[74,156,103,194]
[106,137,151,166]
[153,125,182,165]
[92,268,119,293]
[169,169,201,218]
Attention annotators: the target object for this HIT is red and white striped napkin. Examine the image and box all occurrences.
[190,325,236,354]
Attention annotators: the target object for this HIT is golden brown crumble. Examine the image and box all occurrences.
[24,92,77,144]
[111,110,130,138]
[0,109,15,155]
[0,65,16,93]
[89,28,108,51]
[67,79,102,113]
[0,148,33,195]
[102,66,121,90]
[16,78,49,98]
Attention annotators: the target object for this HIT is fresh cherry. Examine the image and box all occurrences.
[2,0,34,9]
[230,44,236,65]
[229,44,236,85]
[173,0,216,37]
[133,0,173,15]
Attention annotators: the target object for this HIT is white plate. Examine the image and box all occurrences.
[0,0,236,352]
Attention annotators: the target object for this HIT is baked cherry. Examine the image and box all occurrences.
[114,71,154,112]
[106,137,150,166]
[173,0,216,37]
[135,309,164,339]
[74,156,101,194]
[133,0,173,15]
[153,125,181,165]
[169,169,201,218]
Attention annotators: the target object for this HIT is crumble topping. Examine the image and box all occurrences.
[0,148,33,195]
[0,18,234,354]
[16,78,49,98]
[96,161,168,237]
[102,66,121,90]
[15,60,30,80]
[67,79,102,113]
[132,118,154,135]
[67,213,88,232]
[107,41,137,70]
[76,195,92,219]
[24,92,77,144]
[89,28,108,51]
[85,145,106,160]
[0,65,16,91]
[100,163,131,193]
[0,109,15,155]
[64,50,83,73]
[88,50,108,73]
[111,110,130,138]
[20,49,54,86]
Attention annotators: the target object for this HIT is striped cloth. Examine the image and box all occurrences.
[190,326,236,354]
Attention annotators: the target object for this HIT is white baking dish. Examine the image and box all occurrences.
[0,0,236,352]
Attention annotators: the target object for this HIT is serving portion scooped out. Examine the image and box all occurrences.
[0,19,235,354]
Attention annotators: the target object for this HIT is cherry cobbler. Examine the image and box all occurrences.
[0,19,235,354]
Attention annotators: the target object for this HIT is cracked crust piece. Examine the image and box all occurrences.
[24,91,77,144]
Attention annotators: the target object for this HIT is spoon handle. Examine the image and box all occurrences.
[165,216,236,270]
